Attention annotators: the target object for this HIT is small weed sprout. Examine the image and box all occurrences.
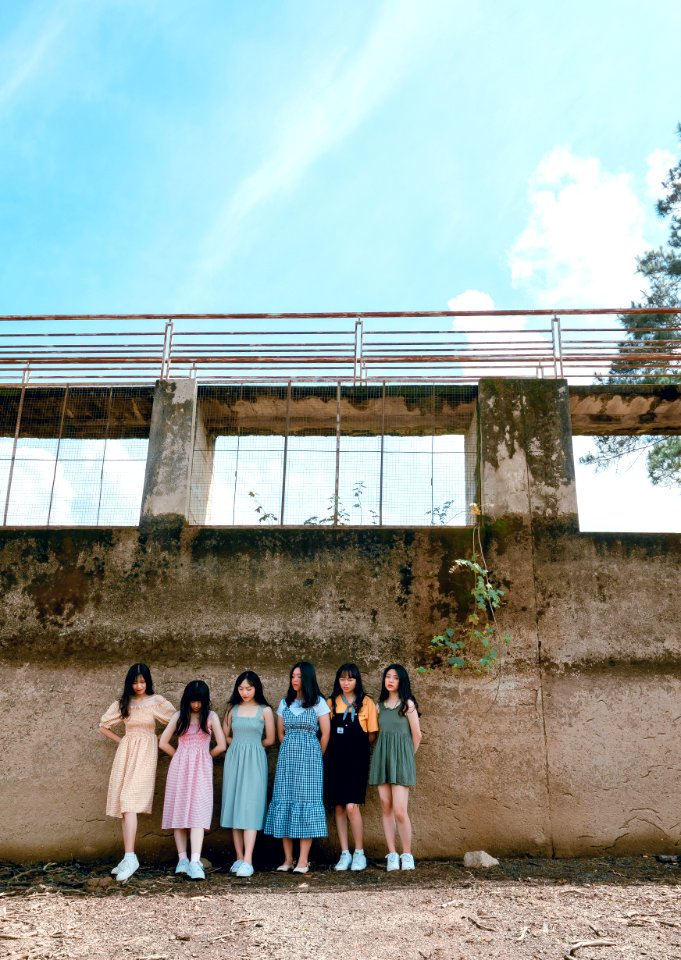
[248,491,278,524]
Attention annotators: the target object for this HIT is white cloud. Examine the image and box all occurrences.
[509,147,647,308]
[645,149,676,200]
[187,0,455,291]
[447,289,552,379]
[447,290,496,315]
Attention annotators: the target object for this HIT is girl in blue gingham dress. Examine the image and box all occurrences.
[264,661,330,873]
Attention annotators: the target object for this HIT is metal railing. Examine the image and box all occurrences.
[0,309,678,384]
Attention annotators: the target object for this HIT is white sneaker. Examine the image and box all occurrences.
[110,857,126,876]
[187,860,205,880]
[351,850,367,871]
[385,852,400,872]
[400,853,415,870]
[116,854,139,882]
[236,862,254,877]
[334,850,352,871]
[175,857,190,875]
[229,859,243,874]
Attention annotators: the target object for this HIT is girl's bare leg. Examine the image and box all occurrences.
[122,812,137,854]
[243,829,257,865]
[173,829,188,858]
[377,784,397,853]
[297,838,312,869]
[189,828,205,861]
[334,805,349,850]
[346,802,364,850]
[232,828,245,862]
[391,785,412,854]
[281,837,294,867]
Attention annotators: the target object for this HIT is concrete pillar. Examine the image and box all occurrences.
[140,379,200,526]
[188,408,216,525]
[464,409,478,524]
[477,378,578,526]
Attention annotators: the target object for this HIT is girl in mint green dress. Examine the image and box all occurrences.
[221,671,275,878]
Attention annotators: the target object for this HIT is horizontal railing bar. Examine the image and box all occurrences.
[1,307,681,321]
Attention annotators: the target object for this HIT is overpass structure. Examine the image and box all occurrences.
[0,313,680,863]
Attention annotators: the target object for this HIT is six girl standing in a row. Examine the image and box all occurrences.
[99,660,421,881]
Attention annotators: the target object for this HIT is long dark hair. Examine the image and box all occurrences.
[379,663,420,717]
[331,662,366,713]
[285,661,322,709]
[176,680,211,736]
[228,670,270,708]
[119,663,154,719]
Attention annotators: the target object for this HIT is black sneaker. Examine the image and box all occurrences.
[655,854,681,864]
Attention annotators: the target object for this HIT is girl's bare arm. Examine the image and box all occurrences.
[208,711,226,758]
[222,708,233,745]
[318,712,331,756]
[262,707,276,747]
[406,701,422,753]
[159,712,179,757]
[98,724,122,745]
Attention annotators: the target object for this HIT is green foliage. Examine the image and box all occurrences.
[423,514,510,675]
[581,123,681,488]
[304,495,349,526]
[248,491,278,524]
[305,481,379,526]
[426,499,456,524]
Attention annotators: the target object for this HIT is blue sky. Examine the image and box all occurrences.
[0,0,680,529]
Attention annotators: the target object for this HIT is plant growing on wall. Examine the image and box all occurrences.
[425,504,510,673]
[304,481,378,526]
[248,491,278,524]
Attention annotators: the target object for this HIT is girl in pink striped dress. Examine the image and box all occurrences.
[160,681,226,880]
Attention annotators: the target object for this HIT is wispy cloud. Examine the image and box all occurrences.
[0,2,76,111]
[187,0,455,291]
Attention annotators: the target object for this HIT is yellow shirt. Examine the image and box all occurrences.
[327,694,379,734]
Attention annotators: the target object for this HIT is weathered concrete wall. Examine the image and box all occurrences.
[1,524,680,862]
[2,375,681,863]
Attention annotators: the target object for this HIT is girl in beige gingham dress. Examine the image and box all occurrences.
[99,663,175,881]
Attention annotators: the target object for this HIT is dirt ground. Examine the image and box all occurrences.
[1,857,680,960]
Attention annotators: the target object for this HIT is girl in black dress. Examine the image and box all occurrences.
[324,663,379,871]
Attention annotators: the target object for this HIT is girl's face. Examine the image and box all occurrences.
[291,667,302,693]
[384,669,400,694]
[238,681,256,703]
[132,675,147,697]
[339,673,357,697]
[189,699,203,714]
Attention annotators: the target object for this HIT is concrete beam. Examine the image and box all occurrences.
[569,383,681,435]
[200,385,476,437]
[478,378,578,524]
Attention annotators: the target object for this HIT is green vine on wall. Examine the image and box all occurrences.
[424,504,510,674]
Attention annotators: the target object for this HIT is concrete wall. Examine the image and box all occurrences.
[1,525,680,863]
[1,377,680,863]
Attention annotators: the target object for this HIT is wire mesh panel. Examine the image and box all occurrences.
[191,385,288,525]
[282,384,338,525]
[0,386,152,526]
[189,383,477,526]
[380,385,474,526]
